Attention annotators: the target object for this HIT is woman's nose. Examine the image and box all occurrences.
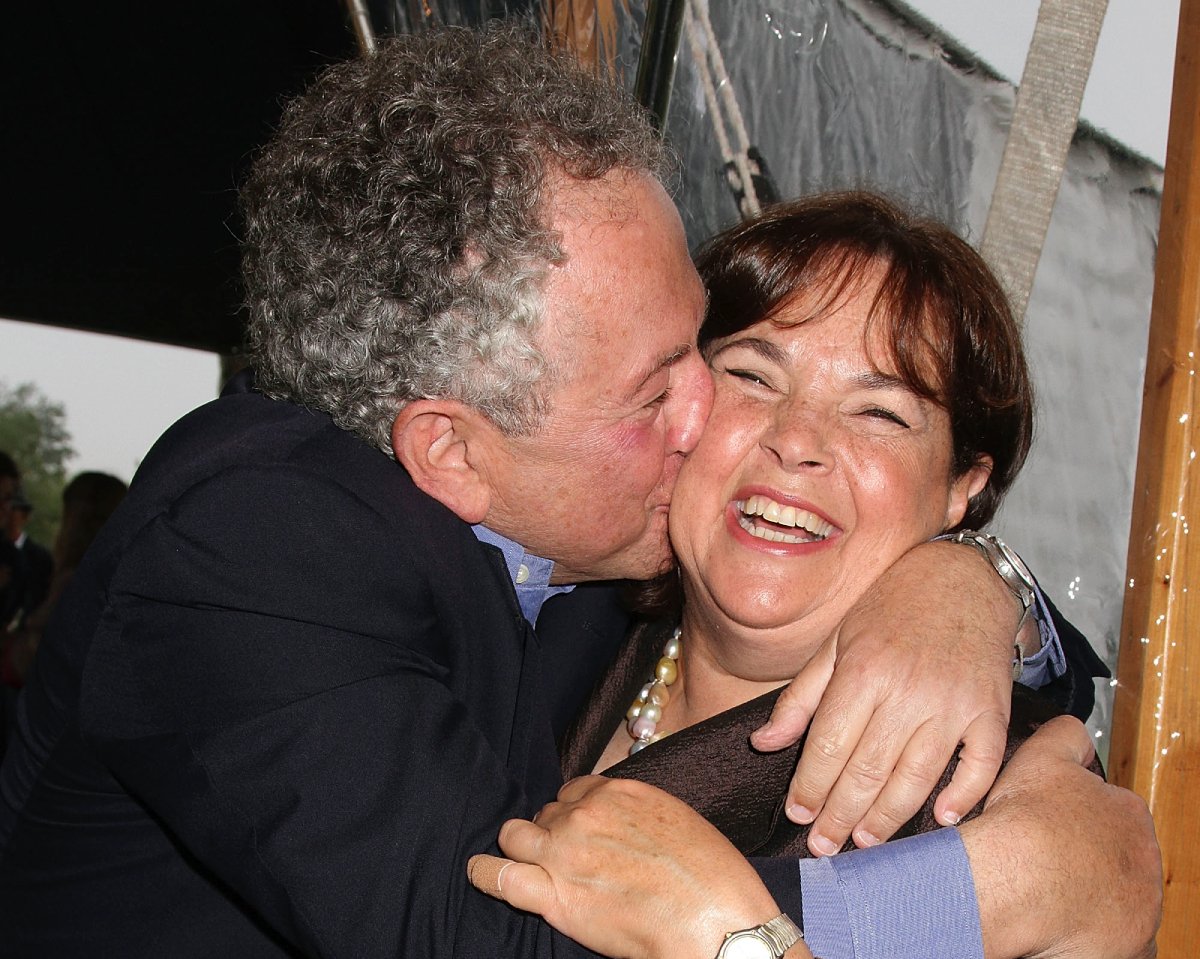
[761,403,834,472]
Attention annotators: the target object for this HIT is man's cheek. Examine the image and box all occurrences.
[609,418,663,461]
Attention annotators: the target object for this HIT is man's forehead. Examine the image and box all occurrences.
[546,167,649,220]
[537,168,702,384]
[545,169,689,263]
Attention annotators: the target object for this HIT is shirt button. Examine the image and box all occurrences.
[516,564,530,584]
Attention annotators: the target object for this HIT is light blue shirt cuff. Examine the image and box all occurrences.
[1017,585,1067,689]
[800,828,983,959]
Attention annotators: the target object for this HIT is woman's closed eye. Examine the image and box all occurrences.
[858,406,911,428]
[723,367,777,390]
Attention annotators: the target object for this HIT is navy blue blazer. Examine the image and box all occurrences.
[0,388,623,958]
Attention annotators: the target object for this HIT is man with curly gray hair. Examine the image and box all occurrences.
[0,23,1155,959]
[243,25,668,453]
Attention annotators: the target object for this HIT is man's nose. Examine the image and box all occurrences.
[668,357,714,455]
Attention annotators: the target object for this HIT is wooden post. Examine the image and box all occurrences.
[1109,0,1200,952]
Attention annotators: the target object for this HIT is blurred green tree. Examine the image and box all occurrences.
[0,381,74,545]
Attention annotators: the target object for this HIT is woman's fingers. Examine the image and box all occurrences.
[750,635,834,751]
[469,819,569,922]
[842,711,1002,846]
[465,855,513,899]
[780,677,874,840]
[467,853,556,913]
[931,709,1008,827]
[555,774,607,803]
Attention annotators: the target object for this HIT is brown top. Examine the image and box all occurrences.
[560,618,1093,858]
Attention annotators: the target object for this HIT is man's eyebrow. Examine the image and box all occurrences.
[633,344,694,392]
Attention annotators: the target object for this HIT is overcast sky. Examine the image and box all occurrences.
[907,0,1178,163]
[0,0,1181,484]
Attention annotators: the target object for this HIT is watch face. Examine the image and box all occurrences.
[719,931,774,959]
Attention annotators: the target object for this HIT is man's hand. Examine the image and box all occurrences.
[467,776,813,959]
[750,540,1018,855]
[961,716,1161,959]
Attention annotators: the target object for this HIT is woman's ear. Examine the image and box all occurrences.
[391,399,495,524]
[946,454,994,529]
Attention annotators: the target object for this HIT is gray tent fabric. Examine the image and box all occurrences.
[615,0,1161,753]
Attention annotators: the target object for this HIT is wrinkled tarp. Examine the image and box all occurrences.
[615,0,1161,749]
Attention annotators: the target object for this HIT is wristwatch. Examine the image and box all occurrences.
[715,914,804,958]
[952,530,1037,667]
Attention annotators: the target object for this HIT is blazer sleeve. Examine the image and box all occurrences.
[79,464,590,959]
[1035,590,1111,720]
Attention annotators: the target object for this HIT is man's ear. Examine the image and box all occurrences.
[391,399,495,524]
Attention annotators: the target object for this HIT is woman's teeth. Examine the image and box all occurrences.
[735,494,834,543]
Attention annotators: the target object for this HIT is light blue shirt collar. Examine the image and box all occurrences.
[471,525,575,625]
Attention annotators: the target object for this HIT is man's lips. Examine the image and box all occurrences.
[732,493,838,545]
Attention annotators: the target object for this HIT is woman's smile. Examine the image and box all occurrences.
[729,491,839,548]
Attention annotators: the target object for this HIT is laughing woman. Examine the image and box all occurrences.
[559,191,1089,854]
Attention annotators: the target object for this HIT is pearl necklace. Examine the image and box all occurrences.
[625,625,682,755]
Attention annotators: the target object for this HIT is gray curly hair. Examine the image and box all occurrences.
[241,23,666,455]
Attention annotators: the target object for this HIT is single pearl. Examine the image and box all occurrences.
[663,636,681,660]
[626,702,643,722]
[655,656,678,685]
[630,739,649,754]
[648,683,670,707]
[639,703,663,725]
[638,683,653,703]
[631,715,657,740]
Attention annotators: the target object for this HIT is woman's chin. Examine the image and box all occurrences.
[700,582,841,638]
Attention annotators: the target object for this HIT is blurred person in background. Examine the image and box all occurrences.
[0,453,20,630]
[2,472,127,690]
[6,489,53,633]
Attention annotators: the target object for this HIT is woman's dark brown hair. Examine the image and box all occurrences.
[696,190,1033,532]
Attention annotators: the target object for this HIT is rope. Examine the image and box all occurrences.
[685,0,762,218]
